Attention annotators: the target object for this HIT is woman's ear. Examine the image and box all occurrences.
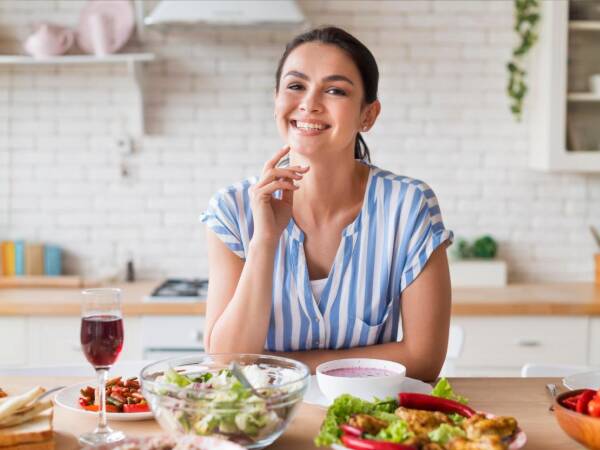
[361,100,381,131]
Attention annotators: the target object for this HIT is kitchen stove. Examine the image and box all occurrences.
[144,278,208,302]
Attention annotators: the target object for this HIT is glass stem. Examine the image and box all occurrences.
[96,368,109,432]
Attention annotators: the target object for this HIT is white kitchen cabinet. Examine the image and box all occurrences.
[27,316,143,367]
[530,0,600,172]
[590,317,600,366]
[0,318,28,366]
[141,315,205,359]
[451,316,589,376]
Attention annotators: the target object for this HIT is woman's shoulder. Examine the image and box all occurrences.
[214,175,259,197]
[369,165,436,199]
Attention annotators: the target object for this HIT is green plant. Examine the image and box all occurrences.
[453,236,498,259]
[507,0,540,121]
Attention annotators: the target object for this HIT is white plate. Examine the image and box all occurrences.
[55,382,154,421]
[303,375,432,408]
[563,369,600,390]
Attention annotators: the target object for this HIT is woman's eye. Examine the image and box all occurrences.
[287,83,303,90]
[326,87,346,96]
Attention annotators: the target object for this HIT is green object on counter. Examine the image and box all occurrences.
[453,235,497,259]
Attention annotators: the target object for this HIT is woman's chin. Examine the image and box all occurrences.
[289,141,321,158]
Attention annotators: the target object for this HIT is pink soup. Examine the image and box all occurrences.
[323,367,399,378]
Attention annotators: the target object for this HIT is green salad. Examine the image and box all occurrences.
[153,365,298,444]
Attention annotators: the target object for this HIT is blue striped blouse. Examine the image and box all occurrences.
[200,163,453,352]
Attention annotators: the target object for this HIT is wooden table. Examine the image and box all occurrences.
[0,376,585,449]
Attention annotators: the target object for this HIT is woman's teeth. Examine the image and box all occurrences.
[294,120,328,130]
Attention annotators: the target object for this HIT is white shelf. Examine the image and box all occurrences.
[569,20,600,30]
[0,53,154,65]
[529,1,600,173]
[0,53,155,136]
[567,92,600,102]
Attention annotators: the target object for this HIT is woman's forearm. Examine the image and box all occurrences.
[208,239,277,353]
[268,341,442,382]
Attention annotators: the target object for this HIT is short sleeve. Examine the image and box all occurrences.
[400,183,453,291]
[200,189,246,259]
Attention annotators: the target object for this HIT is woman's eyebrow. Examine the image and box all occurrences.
[284,70,354,86]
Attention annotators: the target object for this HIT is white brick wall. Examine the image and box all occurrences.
[1,0,599,282]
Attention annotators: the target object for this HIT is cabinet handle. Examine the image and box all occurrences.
[189,330,204,342]
[516,338,541,347]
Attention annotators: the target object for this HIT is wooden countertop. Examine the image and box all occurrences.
[0,281,206,316]
[0,376,583,449]
[1,280,599,316]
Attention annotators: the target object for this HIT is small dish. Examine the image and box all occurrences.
[55,382,153,421]
[304,374,432,408]
[554,389,600,449]
[563,370,600,391]
[316,358,407,403]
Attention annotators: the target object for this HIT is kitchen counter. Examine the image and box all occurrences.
[0,376,582,449]
[0,280,599,316]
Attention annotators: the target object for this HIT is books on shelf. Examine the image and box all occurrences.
[1,241,62,277]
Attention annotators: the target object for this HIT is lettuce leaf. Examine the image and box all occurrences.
[375,419,413,443]
[314,394,397,447]
[428,423,466,444]
[431,378,468,404]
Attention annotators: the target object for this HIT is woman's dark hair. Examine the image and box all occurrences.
[275,26,379,163]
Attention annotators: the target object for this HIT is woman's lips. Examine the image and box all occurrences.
[290,119,331,136]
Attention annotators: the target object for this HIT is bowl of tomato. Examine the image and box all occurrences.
[554,387,600,450]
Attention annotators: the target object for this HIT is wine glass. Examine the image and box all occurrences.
[79,288,125,446]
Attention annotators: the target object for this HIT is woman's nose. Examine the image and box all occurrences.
[299,91,322,113]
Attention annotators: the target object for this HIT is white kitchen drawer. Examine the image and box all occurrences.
[452,316,589,368]
[141,315,205,350]
[590,318,600,366]
[28,316,143,366]
[28,316,87,366]
[0,318,28,367]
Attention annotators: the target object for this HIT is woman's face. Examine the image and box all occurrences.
[275,42,379,160]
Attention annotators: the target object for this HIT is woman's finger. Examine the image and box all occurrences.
[254,168,305,189]
[262,145,290,172]
[253,180,299,199]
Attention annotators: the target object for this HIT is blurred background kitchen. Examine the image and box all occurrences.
[1,0,599,376]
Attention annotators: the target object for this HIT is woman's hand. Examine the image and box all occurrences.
[250,146,309,245]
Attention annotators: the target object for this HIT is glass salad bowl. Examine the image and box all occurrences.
[140,354,310,449]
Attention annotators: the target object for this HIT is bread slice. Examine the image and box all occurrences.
[0,410,53,447]
[0,439,54,450]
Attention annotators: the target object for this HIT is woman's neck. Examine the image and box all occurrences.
[291,156,369,228]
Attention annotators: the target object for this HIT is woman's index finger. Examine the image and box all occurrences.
[264,145,290,170]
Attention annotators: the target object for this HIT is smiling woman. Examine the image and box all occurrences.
[199,27,453,381]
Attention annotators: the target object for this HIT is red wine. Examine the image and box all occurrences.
[81,315,124,368]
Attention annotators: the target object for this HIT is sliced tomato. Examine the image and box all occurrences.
[588,398,600,418]
[82,404,118,413]
[123,403,150,413]
[576,390,596,414]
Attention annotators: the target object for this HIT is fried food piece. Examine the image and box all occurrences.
[462,413,517,440]
[348,414,389,435]
[448,435,507,450]
[0,389,6,398]
[422,443,445,450]
[395,406,452,439]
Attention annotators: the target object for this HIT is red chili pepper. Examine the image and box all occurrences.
[123,403,150,413]
[398,393,476,418]
[340,424,362,437]
[576,390,596,414]
[340,434,416,450]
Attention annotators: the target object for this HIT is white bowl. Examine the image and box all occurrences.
[316,358,407,403]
